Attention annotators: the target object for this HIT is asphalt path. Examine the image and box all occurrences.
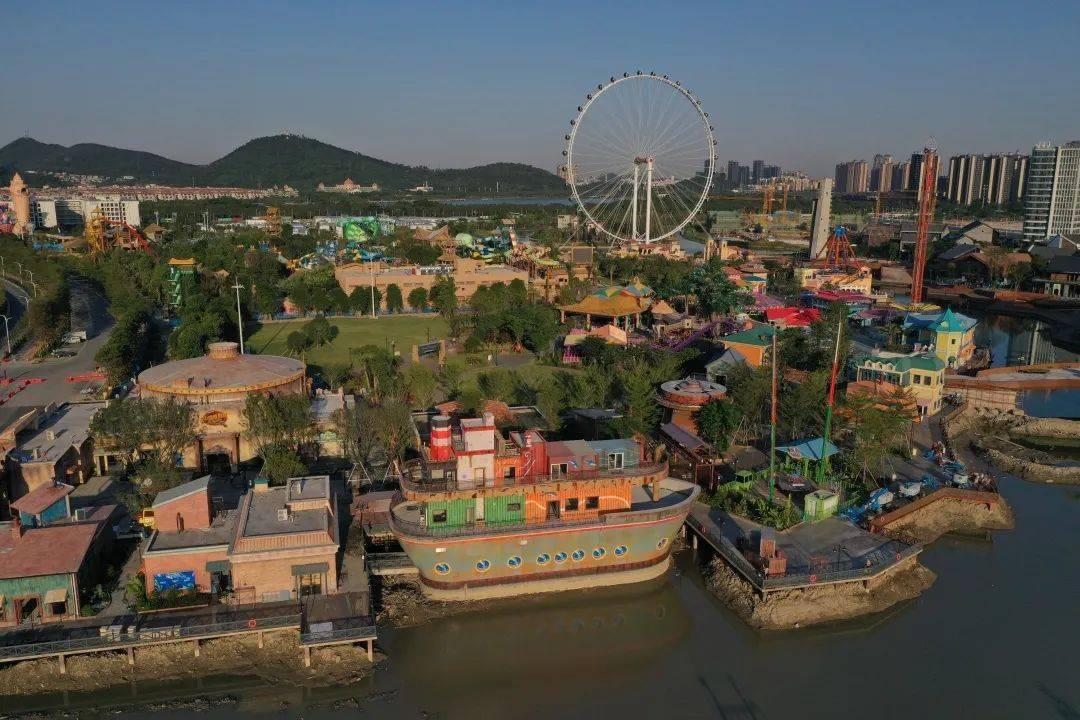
[0,277,115,408]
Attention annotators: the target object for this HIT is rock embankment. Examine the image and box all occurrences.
[875,494,1016,544]
[705,556,936,630]
[0,631,373,698]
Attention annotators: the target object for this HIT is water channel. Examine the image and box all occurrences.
[4,312,1078,719]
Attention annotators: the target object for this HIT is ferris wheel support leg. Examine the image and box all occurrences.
[644,159,654,244]
[632,163,640,240]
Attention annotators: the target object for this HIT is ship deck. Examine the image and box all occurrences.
[390,478,698,539]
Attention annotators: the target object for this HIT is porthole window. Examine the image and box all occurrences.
[614,545,628,557]
[536,553,551,565]
[507,556,522,568]
[554,552,568,564]
[656,538,668,550]
[592,547,606,559]
[571,549,585,562]
[475,559,491,572]
[434,562,450,575]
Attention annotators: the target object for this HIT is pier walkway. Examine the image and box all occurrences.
[0,593,376,673]
[685,503,920,594]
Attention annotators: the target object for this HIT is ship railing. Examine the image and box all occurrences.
[389,496,691,541]
[400,462,668,494]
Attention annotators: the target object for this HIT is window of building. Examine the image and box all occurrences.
[507,556,522,568]
[536,553,551,565]
[475,559,491,572]
[592,547,606,559]
[507,502,522,512]
[565,498,579,512]
[434,562,451,575]
[432,509,448,524]
[607,452,624,469]
[614,545,628,557]
[551,463,569,476]
[297,573,323,597]
[585,496,600,510]
[554,552,568,563]
[571,549,585,562]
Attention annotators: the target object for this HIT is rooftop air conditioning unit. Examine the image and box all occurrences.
[277,508,290,522]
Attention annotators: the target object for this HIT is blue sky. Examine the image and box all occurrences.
[6,0,1079,177]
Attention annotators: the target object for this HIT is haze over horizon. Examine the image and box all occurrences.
[6,0,1079,179]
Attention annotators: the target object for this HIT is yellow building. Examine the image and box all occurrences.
[854,351,947,417]
[902,308,978,368]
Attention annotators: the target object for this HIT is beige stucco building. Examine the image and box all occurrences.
[334,258,529,308]
[136,342,307,473]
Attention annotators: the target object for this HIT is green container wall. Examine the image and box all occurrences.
[425,498,473,528]
[484,494,526,525]
[0,573,73,617]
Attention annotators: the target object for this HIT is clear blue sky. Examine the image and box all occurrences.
[6,0,1078,177]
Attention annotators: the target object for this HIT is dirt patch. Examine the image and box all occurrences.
[882,496,1015,543]
[0,631,374,698]
[705,556,936,630]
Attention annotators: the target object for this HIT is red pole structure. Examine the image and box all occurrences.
[910,146,940,305]
[769,329,778,501]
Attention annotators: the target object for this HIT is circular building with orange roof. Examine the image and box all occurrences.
[137,342,307,473]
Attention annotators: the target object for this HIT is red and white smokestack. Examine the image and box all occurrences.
[429,415,453,461]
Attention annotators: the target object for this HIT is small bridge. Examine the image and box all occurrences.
[945,362,1080,411]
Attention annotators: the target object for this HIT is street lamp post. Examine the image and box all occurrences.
[0,314,10,356]
[15,262,22,279]
[232,282,245,354]
[28,281,38,298]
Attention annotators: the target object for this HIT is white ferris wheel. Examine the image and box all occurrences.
[563,71,716,246]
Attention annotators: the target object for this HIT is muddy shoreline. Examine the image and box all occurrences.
[0,631,374,701]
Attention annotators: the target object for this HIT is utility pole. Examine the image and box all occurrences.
[232,282,245,354]
[369,263,376,319]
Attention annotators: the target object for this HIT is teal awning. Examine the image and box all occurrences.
[205,560,230,572]
[291,562,329,576]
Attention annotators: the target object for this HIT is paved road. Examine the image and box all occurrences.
[0,277,115,408]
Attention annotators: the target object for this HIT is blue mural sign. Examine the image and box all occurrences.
[154,571,196,591]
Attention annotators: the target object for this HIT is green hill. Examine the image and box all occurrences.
[0,134,565,194]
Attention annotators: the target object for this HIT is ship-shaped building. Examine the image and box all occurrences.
[390,405,698,600]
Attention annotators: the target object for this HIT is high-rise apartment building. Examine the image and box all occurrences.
[909,152,925,193]
[892,162,911,192]
[1024,141,1080,241]
[834,160,869,193]
[870,155,894,193]
[752,160,765,183]
[947,153,1028,206]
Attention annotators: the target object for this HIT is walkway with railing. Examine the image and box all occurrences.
[686,503,922,593]
[0,594,377,673]
[401,462,667,494]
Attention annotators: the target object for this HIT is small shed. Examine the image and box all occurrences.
[804,489,839,520]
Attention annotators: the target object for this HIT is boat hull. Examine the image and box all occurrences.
[395,506,692,601]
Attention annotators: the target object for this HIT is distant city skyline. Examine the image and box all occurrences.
[5,1,1079,179]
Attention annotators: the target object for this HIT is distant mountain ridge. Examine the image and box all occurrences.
[0,134,565,194]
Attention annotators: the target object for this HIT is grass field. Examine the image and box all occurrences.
[248,315,449,366]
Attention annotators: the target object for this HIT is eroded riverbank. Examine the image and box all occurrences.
[0,632,374,699]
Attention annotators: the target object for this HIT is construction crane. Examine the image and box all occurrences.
[84,207,149,255]
[910,145,940,305]
[761,185,775,215]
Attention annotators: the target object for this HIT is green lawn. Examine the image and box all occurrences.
[249,315,449,366]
